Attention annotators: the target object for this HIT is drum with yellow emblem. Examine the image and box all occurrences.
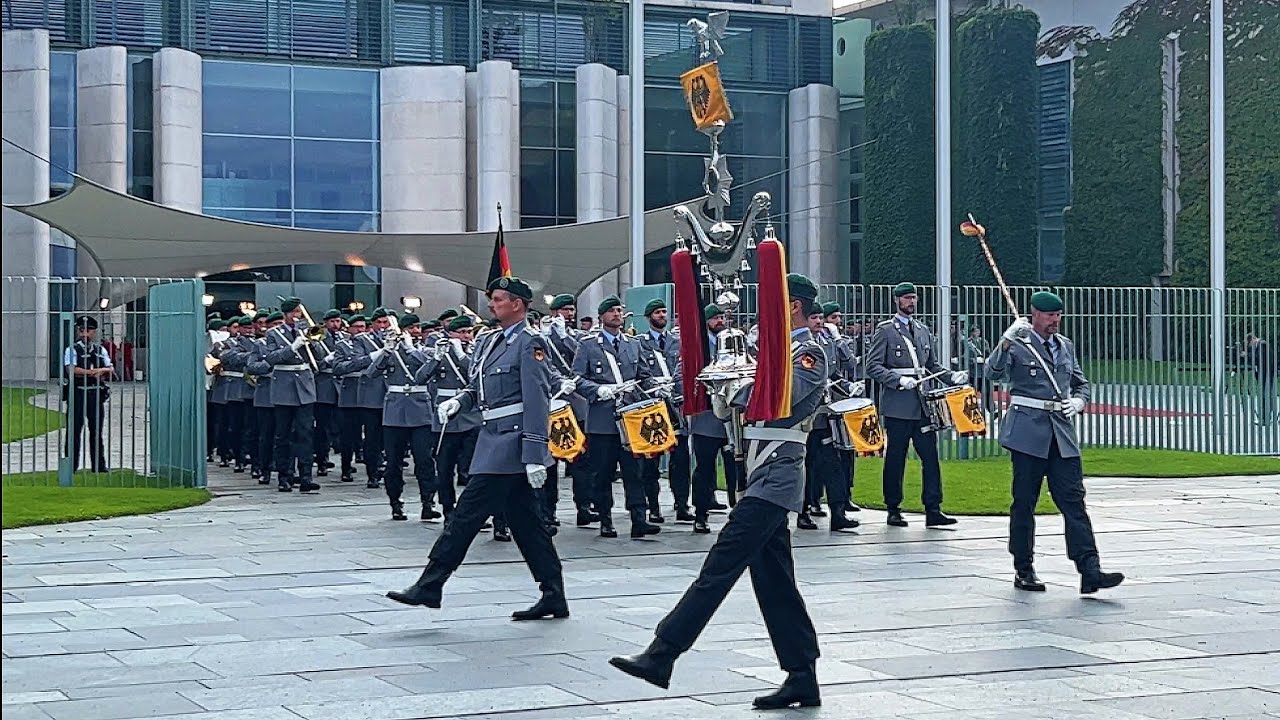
[616,398,678,458]
[827,397,885,456]
[924,385,987,436]
[548,398,586,461]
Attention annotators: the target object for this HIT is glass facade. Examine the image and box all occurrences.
[519,77,576,227]
[127,54,154,199]
[49,51,77,192]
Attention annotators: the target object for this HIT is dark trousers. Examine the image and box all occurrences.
[641,434,691,512]
[436,429,478,514]
[336,406,356,475]
[222,401,248,464]
[541,463,560,524]
[313,402,338,466]
[240,402,259,469]
[655,497,819,672]
[420,473,564,593]
[207,399,219,459]
[383,425,436,505]
[568,458,592,510]
[585,433,645,517]
[805,427,850,510]
[68,392,107,471]
[691,434,737,516]
[345,407,383,479]
[255,406,274,475]
[882,416,943,511]
[272,403,314,481]
[1009,439,1099,573]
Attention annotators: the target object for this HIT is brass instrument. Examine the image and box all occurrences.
[276,296,324,370]
[460,304,500,340]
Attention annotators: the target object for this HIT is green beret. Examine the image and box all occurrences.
[422,319,441,330]
[399,313,420,327]
[550,294,576,311]
[703,304,726,321]
[437,309,459,322]
[821,302,841,316]
[207,318,226,331]
[280,297,302,312]
[348,314,368,324]
[644,298,667,317]
[786,273,818,302]
[893,282,917,298]
[235,316,254,327]
[486,276,533,302]
[322,309,342,321]
[266,311,285,322]
[1030,291,1064,312]
[253,309,270,321]
[447,316,475,332]
[598,295,623,316]
[370,307,389,320]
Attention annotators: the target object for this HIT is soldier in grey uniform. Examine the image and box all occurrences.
[799,303,860,532]
[545,293,597,527]
[387,276,568,621]
[688,305,737,533]
[220,316,259,473]
[865,283,964,528]
[610,273,828,710]
[824,302,866,513]
[312,309,345,477]
[368,313,439,521]
[417,315,482,519]
[636,298,694,524]
[245,312,281,487]
[206,318,233,467]
[571,295,660,539]
[265,298,321,493]
[332,309,391,488]
[332,314,368,482]
[987,291,1124,594]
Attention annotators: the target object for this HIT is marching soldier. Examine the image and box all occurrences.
[387,276,568,621]
[333,314,369,482]
[799,303,860,532]
[865,283,964,527]
[609,273,828,710]
[369,313,439,521]
[265,298,321,493]
[332,308,391,488]
[688,305,736,533]
[822,302,865,515]
[312,309,345,477]
[636,299,694,524]
[206,317,230,466]
[546,293,597,527]
[418,315,482,521]
[224,315,258,474]
[987,292,1124,594]
[245,311,280,486]
[571,296,660,539]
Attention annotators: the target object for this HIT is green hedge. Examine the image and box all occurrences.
[954,9,1041,285]
[862,23,936,285]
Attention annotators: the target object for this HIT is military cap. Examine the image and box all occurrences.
[786,273,819,301]
[370,307,389,320]
[235,316,254,327]
[207,318,226,331]
[644,298,667,317]
[528,308,543,322]
[447,315,475,332]
[893,282,917,298]
[75,315,99,330]
[1030,291,1064,312]
[703,303,726,321]
[422,319,441,330]
[322,309,342,321]
[266,311,285,322]
[280,297,302,312]
[437,309,459,322]
[597,295,624,316]
[348,314,368,324]
[486,276,533,302]
[399,313,420,328]
[253,309,270,321]
[550,294,576,311]
[821,301,841,316]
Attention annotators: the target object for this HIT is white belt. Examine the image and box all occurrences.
[222,371,244,378]
[387,385,429,394]
[1010,395,1065,412]
[482,403,524,421]
[892,368,921,376]
[742,426,808,444]
[342,372,361,379]
[436,388,461,398]
[275,364,308,371]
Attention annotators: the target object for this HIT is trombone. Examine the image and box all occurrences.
[276,296,325,371]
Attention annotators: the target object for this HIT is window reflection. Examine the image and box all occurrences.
[203,136,292,209]
[294,67,377,140]
[294,140,377,211]
[203,61,291,136]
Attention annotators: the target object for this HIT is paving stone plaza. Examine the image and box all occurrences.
[3,468,1279,720]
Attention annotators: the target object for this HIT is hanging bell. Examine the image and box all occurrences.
[739,259,751,272]
[674,231,687,252]
[745,234,757,250]
[733,277,744,290]
[764,224,777,241]
[699,264,712,279]
[713,278,725,292]
[689,242,700,257]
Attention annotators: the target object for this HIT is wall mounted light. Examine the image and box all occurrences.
[400,295,422,310]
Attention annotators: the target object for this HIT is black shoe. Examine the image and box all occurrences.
[1080,570,1125,594]
[710,501,729,512]
[600,517,618,538]
[675,508,696,523]
[887,509,908,527]
[608,639,678,690]
[366,479,380,489]
[1014,569,1046,592]
[340,473,354,482]
[829,512,860,532]
[421,505,442,521]
[316,467,328,477]
[391,502,407,521]
[277,481,292,492]
[847,501,861,512]
[218,460,230,468]
[576,508,599,527]
[511,589,570,621]
[258,476,270,485]
[808,505,827,518]
[796,513,818,530]
[386,578,442,608]
[298,481,320,493]
[546,522,559,537]
[925,510,957,527]
[233,464,245,474]
[549,517,561,526]
[752,668,821,710]
[494,527,512,542]
[647,511,665,524]
[630,510,661,538]
[693,518,711,534]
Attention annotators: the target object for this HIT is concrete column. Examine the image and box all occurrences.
[616,74,632,293]
[379,65,469,310]
[476,60,517,233]
[76,46,128,190]
[152,48,202,214]
[508,66,521,228]
[576,63,620,313]
[464,71,478,232]
[2,29,51,380]
[787,84,840,284]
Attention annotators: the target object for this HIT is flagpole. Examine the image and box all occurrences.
[628,0,645,289]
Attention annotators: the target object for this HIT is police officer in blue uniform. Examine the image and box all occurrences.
[386,277,567,621]
[609,273,828,710]
[987,291,1124,594]
[63,315,113,472]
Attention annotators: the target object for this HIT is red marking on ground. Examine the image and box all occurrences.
[991,390,1203,418]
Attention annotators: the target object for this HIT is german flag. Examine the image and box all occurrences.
[487,209,512,285]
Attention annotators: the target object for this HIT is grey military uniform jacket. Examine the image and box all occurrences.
[265,322,317,407]
[244,339,274,409]
[690,331,729,439]
[330,332,388,409]
[866,317,947,420]
[571,331,654,435]
[209,340,237,405]
[637,329,684,435]
[540,327,590,424]
[728,329,828,512]
[454,325,555,475]
[415,341,482,433]
[223,335,259,403]
[313,331,342,405]
[367,342,431,428]
[986,333,1090,459]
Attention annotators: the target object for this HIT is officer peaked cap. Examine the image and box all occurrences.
[75,315,99,330]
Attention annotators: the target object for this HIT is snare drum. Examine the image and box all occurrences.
[826,397,885,456]
[616,398,678,457]
[548,398,586,461]
[925,385,987,436]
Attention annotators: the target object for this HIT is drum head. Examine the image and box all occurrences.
[618,398,660,414]
[550,398,569,412]
[828,397,873,413]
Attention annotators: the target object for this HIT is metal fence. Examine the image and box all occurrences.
[715,284,1279,458]
[2,276,207,487]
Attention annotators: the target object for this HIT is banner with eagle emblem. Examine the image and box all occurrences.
[679,62,733,130]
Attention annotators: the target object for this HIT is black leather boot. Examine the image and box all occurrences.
[1080,559,1124,594]
[630,509,661,538]
[925,509,957,527]
[1014,568,1046,592]
[511,588,570,621]
[609,637,680,689]
[390,501,407,521]
[600,515,619,538]
[693,515,711,534]
[829,508,860,531]
[675,506,696,523]
[796,513,818,530]
[752,667,821,709]
[385,570,443,608]
[886,508,908,527]
[576,507,599,526]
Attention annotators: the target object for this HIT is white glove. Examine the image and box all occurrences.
[525,463,547,488]
[290,336,306,351]
[559,378,577,396]
[437,397,462,426]
[710,391,733,420]
[551,315,567,335]
[1003,317,1033,344]
[951,370,969,385]
[652,383,672,399]
[449,338,464,357]
[400,334,414,350]
[850,380,865,396]
[1063,397,1086,418]
[383,334,398,351]
[898,376,919,391]
[323,351,336,364]
[595,384,617,401]
[369,347,386,362]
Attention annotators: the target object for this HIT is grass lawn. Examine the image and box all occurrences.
[2,387,64,442]
[2,470,210,529]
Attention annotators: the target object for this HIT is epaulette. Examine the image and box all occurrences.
[876,318,894,328]
[521,325,540,337]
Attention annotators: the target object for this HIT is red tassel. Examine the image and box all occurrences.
[745,239,791,422]
[671,249,708,416]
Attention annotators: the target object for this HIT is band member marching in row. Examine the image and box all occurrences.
[636,299,694,525]
[245,311,281,487]
[265,298,321,493]
[688,305,736,533]
[418,315,482,520]
[545,293,598,528]
[333,313,369,482]
[313,309,346,477]
[332,308,392,488]
[799,302,861,532]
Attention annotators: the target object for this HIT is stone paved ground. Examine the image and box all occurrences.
[3,466,1279,720]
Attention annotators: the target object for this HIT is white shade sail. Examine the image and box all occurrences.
[6,177,698,294]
